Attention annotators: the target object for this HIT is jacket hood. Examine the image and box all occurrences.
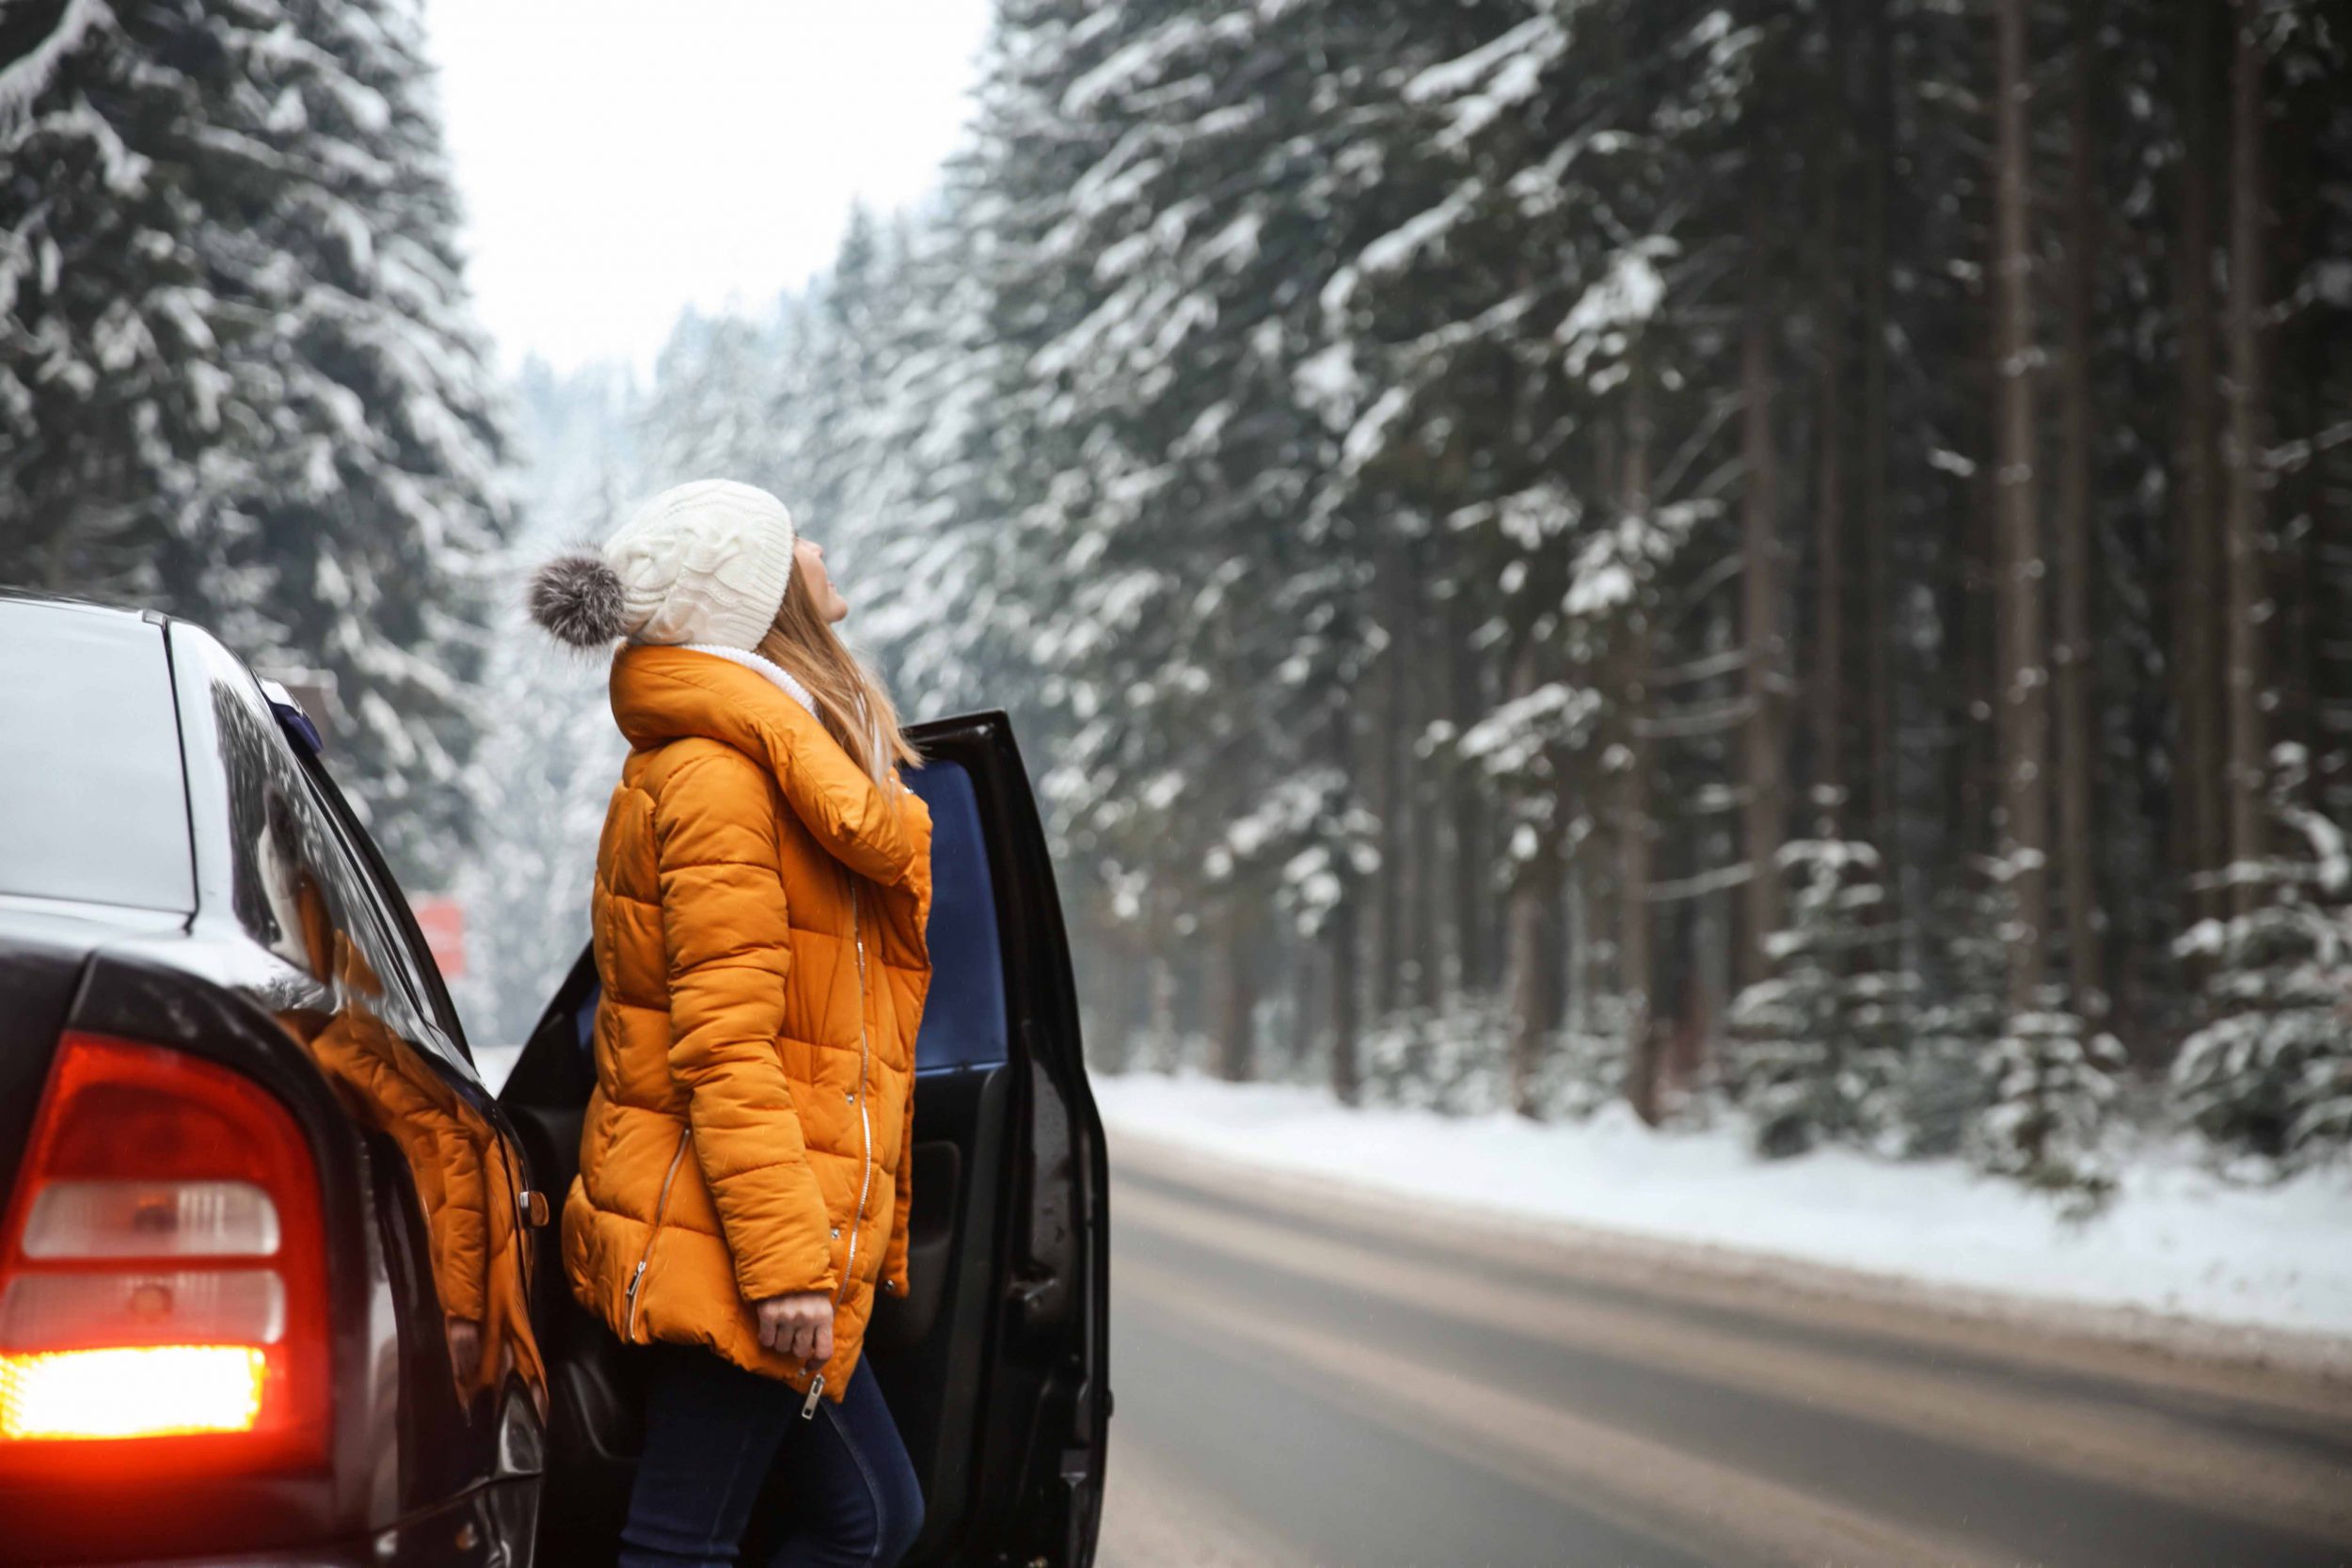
[609,642,924,893]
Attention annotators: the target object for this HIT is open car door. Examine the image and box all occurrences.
[498,710,1110,1566]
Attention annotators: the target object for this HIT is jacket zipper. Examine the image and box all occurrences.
[805,868,877,1418]
[625,1129,691,1341]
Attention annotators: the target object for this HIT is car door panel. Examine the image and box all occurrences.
[853,1059,1010,1544]
[921,719,1108,1568]
[500,711,1107,1567]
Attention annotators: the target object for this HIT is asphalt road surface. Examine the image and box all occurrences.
[1093,1133,2352,1568]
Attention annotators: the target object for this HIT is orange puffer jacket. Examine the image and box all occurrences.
[563,643,933,1405]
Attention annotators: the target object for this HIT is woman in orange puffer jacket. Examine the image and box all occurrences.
[530,479,933,1568]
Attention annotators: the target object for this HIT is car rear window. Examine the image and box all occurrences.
[0,603,194,911]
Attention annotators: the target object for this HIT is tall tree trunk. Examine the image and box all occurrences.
[1448,589,1490,993]
[1622,357,1661,1122]
[1565,852,1593,1036]
[2175,0,2225,919]
[1372,545,1406,1017]
[1217,909,1258,1082]
[1505,879,1549,1114]
[1622,618,1660,1120]
[2056,0,2106,1020]
[1148,948,1179,1071]
[1327,708,1364,1106]
[1096,942,1137,1074]
[1298,930,1317,1081]
[1863,0,1899,901]
[1407,542,1444,1009]
[1961,457,2005,869]
[2222,0,2267,910]
[1504,637,1550,1117]
[1328,887,1362,1106]
[1994,0,2049,1013]
[1812,0,1850,824]
[1741,182,1788,983]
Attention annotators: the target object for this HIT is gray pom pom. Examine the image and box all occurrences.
[529,551,627,647]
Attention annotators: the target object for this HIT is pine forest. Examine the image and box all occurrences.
[7,0,2352,1198]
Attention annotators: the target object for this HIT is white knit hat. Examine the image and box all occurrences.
[528,479,798,651]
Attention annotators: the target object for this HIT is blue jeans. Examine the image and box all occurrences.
[618,1343,925,1568]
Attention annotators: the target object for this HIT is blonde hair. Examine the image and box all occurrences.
[755,567,920,784]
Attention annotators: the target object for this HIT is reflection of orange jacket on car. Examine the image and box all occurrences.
[564,644,933,1405]
[273,876,542,1401]
[315,947,488,1309]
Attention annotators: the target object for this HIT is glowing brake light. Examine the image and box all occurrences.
[0,1035,327,1465]
[0,1346,267,1440]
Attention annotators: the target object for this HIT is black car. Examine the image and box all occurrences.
[0,593,1111,1566]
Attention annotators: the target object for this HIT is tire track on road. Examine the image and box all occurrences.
[1109,1271,1709,1566]
[1120,1257,2009,1568]
[1115,1180,2352,1547]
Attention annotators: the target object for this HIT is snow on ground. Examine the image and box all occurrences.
[1093,1070,2352,1341]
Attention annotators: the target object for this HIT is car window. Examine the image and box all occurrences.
[194,640,451,1060]
[906,758,1010,1070]
[0,603,193,911]
[294,761,469,1064]
[293,750,479,1067]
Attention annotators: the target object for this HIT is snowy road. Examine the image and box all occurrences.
[1094,1133,2352,1568]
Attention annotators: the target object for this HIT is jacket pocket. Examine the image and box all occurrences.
[623,1128,691,1340]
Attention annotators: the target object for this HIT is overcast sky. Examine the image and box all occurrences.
[423,1,993,375]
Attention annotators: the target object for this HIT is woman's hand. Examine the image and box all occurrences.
[754,1290,835,1365]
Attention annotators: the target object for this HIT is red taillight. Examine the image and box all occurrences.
[0,1036,327,1467]
[2,1346,268,1440]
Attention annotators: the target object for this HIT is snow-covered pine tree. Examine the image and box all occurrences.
[1449,661,1603,1110]
[978,0,1406,1091]
[1962,845,2127,1202]
[1891,847,2124,1194]
[1901,879,2010,1158]
[1,0,510,887]
[2171,742,2352,1171]
[1202,765,1379,1082]
[1,0,225,592]
[1321,2,1737,1117]
[841,191,1035,723]
[1972,1002,2126,1207]
[784,206,895,538]
[1724,830,1915,1158]
[237,0,510,885]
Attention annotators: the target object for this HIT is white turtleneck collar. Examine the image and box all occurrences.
[675,641,818,719]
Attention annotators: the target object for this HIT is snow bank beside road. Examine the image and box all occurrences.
[1093,1071,2352,1340]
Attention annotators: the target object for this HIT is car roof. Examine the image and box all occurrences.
[0,593,182,673]
[0,587,171,625]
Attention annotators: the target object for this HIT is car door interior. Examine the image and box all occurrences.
[498,712,1106,1567]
